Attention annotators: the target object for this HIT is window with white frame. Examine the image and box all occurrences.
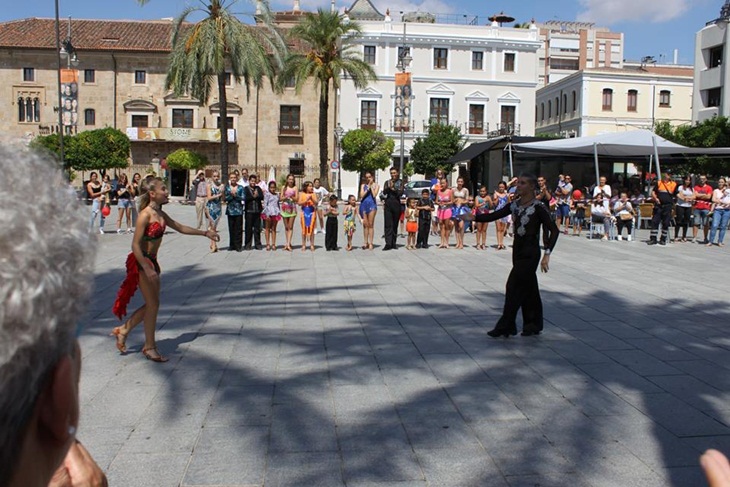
[433,48,448,69]
[471,51,483,70]
[364,45,376,65]
[429,98,449,124]
[503,52,516,72]
[659,90,671,107]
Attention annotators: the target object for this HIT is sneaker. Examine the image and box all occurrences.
[117,229,123,234]
[601,236,608,241]
[616,235,622,241]
[127,228,133,234]
[99,228,104,235]
[627,235,632,242]
[322,229,326,234]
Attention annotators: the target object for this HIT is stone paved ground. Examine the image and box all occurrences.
[77,203,730,487]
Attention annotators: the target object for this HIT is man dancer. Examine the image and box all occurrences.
[648,172,677,246]
[382,167,404,250]
[243,174,264,250]
[694,174,713,244]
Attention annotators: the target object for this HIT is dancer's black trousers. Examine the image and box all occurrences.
[325,216,338,250]
[417,218,430,247]
[383,201,401,248]
[244,212,262,248]
[228,214,243,251]
[494,237,543,333]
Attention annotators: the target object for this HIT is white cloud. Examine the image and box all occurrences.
[576,0,690,24]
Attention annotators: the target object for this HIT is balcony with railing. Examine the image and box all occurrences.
[357,118,382,131]
[467,121,488,135]
[493,123,520,136]
[278,121,304,137]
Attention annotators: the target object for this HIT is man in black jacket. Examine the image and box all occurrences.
[243,174,264,250]
[382,167,404,250]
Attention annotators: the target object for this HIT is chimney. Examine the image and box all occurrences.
[673,49,679,65]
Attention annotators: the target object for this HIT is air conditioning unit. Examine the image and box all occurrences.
[293,152,305,159]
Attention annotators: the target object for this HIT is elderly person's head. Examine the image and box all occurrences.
[0,145,96,485]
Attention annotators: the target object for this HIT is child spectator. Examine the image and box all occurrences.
[571,190,587,237]
[416,189,434,249]
[474,186,492,250]
[325,195,339,251]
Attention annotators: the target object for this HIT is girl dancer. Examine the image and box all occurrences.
[280,174,298,251]
[111,178,219,362]
[359,172,379,250]
[474,174,558,337]
[474,186,492,249]
[436,178,454,249]
[405,198,418,249]
[493,181,510,250]
[452,177,469,249]
[205,171,224,252]
[343,195,358,251]
[262,180,282,250]
[299,181,318,251]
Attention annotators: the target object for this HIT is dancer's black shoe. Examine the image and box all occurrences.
[487,328,517,338]
[520,330,541,336]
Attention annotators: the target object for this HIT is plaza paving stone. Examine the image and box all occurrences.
[77,203,730,486]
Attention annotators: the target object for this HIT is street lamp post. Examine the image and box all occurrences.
[334,123,345,199]
[54,8,79,177]
[395,20,412,176]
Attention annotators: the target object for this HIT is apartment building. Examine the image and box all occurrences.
[693,1,730,122]
[536,20,624,87]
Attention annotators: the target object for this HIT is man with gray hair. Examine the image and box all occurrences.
[0,144,106,486]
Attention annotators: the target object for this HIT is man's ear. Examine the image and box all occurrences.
[38,354,78,445]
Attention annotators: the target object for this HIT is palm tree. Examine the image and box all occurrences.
[138,0,287,177]
[277,9,376,187]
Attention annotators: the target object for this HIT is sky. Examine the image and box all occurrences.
[0,0,723,65]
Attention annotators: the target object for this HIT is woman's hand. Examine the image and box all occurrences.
[702,449,730,487]
[540,254,550,273]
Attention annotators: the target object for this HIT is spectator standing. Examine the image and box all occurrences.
[593,175,612,198]
[225,172,244,252]
[452,177,470,250]
[343,195,358,251]
[648,173,677,246]
[205,171,224,253]
[262,180,282,251]
[555,175,573,234]
[237,168,250,187]
[708,178,730,247]
[116,173,134,234]
[430,169,446,236]
[324,195,340,250]
[416,189,433,249]
[243,174,264,250]
[382,167,404,251]
[694,175,713,244]
[87,171,109,234]
[359,172,379,250]
[131,172,142,227]
[436,178,454,249]
[299,181,318,251]
[571,190,587,237]
[280,174,299,252]
[193,171,208,229]
[313,178,330,234]
[674,176,694,242]
[493,181,510,250]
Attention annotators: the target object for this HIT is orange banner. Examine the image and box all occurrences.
[60,69,78,127]
[394,72,412,130]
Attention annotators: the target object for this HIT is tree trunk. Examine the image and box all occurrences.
[318,79,330,188]
[218,73,229,178]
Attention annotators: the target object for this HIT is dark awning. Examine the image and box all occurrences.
[446,136,545,165]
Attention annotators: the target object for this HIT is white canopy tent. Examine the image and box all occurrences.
[512,129,730,185]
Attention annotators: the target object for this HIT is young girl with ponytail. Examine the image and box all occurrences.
[110,177,219,362]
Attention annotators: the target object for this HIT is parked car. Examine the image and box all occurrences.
[404,180,433,199]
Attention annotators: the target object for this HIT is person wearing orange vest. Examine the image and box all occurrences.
[648,173,677,246]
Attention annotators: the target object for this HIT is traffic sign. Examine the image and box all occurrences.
[330,160,340,170]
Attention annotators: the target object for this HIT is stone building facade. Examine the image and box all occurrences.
[0,17,334,194]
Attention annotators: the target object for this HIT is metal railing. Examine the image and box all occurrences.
[357,118,381,130]
[422,119,460,132]
[491,123,520,136]
[467,121,488,135]
[278,122,304,137]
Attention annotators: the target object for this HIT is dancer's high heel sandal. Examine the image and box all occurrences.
[110,326,128,353]
[142,347,169,363]
[487,327,517,338]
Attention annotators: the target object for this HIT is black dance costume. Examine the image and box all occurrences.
[382,178,403,250]
[475,199,559,336]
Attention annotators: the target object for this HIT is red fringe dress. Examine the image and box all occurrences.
[112,222,165,320]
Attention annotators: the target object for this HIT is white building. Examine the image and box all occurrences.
[337,0,540,197]
[693,1,730,122]
[535,65,693,138]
